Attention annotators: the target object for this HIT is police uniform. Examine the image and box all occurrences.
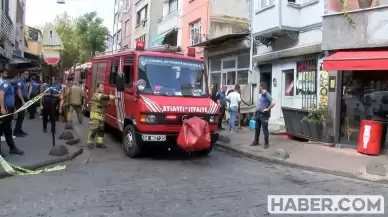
[87,91,115,149]
[0,79,24,155]
[42,83,61,132]
[251,91,273,148]
[14,78,28,136]
[27,80,40,119]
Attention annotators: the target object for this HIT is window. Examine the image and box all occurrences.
[259,0,275,8]
[125,20,130,36]
[168,0,178,13]
[210,58,221,72]
[226,71,236,85]
[117,30,121,43]
[189,20,201,45]
[288,0,313,4]
[3,0,10,18]
[123,58,134,88]
[136,34,146,42]
[210,72,221,86]
[110,59,120,85]
[222,59,236,69]
[237,70,249,85]
[283,69,295,96]
[237,54,249,68]
[114,13,118,24]
[136,5,148,25]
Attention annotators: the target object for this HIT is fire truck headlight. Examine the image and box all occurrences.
[209,116,217,123]
[137,79,146,91]
[140,115,156,123]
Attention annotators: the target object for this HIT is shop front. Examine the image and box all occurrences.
[323,50,388,150]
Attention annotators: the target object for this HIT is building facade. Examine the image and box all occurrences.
[133,0,162,48]
[251,0,324,129]
[10,0,26,58]
[120,0,135,49]
[112,0,124,52]
[321,0,388,147]
[0,0,16,67]
[151,0,181,47]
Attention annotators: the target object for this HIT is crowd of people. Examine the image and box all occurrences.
[210,82,276,149]
[0,68,83,157]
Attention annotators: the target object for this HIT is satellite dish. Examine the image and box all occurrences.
[57,0,66,4]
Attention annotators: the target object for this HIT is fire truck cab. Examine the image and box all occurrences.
[85,41,219,158]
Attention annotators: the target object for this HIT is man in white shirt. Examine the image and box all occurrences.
[226,84,241,132]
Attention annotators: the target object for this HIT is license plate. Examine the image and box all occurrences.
[142,135,166,141]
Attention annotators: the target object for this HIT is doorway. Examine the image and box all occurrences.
[260,72,272,94]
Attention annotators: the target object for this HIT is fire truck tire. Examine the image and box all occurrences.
[197,144,213,156]
[122,125,142,158]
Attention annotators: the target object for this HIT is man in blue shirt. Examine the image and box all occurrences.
[0,69,24,156]
[251,82,276,149]
[27,76,40,119]
[13,71,29,137]
[42,77,61,133]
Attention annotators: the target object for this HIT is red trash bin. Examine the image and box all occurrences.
[357,120,384,155]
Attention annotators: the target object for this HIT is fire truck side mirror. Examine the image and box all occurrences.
[116,73,125,92]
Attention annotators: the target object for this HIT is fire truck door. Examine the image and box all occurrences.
[122,56,136,119]
[105,58,121,129]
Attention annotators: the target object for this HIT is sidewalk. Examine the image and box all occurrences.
[217,127,388,183]
[0,117,83,177]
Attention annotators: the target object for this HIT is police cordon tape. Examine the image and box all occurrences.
[0,87,66,176]
[0,87,53,119]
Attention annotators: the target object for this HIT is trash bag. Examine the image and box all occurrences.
[177,117,211,152]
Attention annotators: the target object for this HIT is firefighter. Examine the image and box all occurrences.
[86,83,118,150]
[65,82,84,124]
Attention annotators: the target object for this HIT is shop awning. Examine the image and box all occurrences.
[151,29,176,46]
[323,50,388,71]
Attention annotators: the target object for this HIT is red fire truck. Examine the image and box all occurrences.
[83,41,219,158]
[72,62,91,87]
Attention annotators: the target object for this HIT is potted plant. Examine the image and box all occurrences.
[339,0,380,27]
[358,0,373,8]
[302,103,333,142]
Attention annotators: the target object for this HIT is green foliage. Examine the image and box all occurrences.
[41,11,108,70]
[302,103,332,125]
[75,12,109,62]
[339,0,379,28]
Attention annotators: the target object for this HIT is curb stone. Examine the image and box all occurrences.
[0,148,83,179]
[215,137,388,185]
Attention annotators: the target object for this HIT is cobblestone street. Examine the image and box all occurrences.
[1,123,388,217]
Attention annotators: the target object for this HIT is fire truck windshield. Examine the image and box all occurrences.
[138,56,205,97]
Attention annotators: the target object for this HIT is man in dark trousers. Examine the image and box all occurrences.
[0,69,24,156]
[251,82,276,149]
[41,77,61,133]
[13,71,29,137]
[28,76,40,119]
[216,85,227,130]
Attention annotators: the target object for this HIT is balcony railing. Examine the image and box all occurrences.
[0,10,15,44]
[157,10,178,24]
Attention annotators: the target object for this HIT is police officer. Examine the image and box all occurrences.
[87,83,117,149]
[13,71,29,137]
[28,76,40,119]
[0,69,24,156]
[42,77,61,133]
[251,82,276,149]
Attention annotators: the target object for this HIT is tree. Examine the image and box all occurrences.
[75,12,109,61]
[52,12,80,70]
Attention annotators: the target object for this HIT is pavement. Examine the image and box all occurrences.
[0,117,83,178]
[0,116,388,216]
[217,126,388,183]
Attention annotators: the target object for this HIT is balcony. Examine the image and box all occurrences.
[322,5,388,50]
[156,10,178,35]
[0,9,15,60]
[252,0,322,45]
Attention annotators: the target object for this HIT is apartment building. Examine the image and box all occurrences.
[10,0,26,58]
[151,0,181,47]
[181,0,248,58]
[251,0,324,129]
[112,0,124,52]
[120,0,135,49]
[133,0,162,48]
[321,0,388,145]
[0,0,15,66]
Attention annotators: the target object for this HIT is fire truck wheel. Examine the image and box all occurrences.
[198,144,213,156]
[122,125,142,158]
